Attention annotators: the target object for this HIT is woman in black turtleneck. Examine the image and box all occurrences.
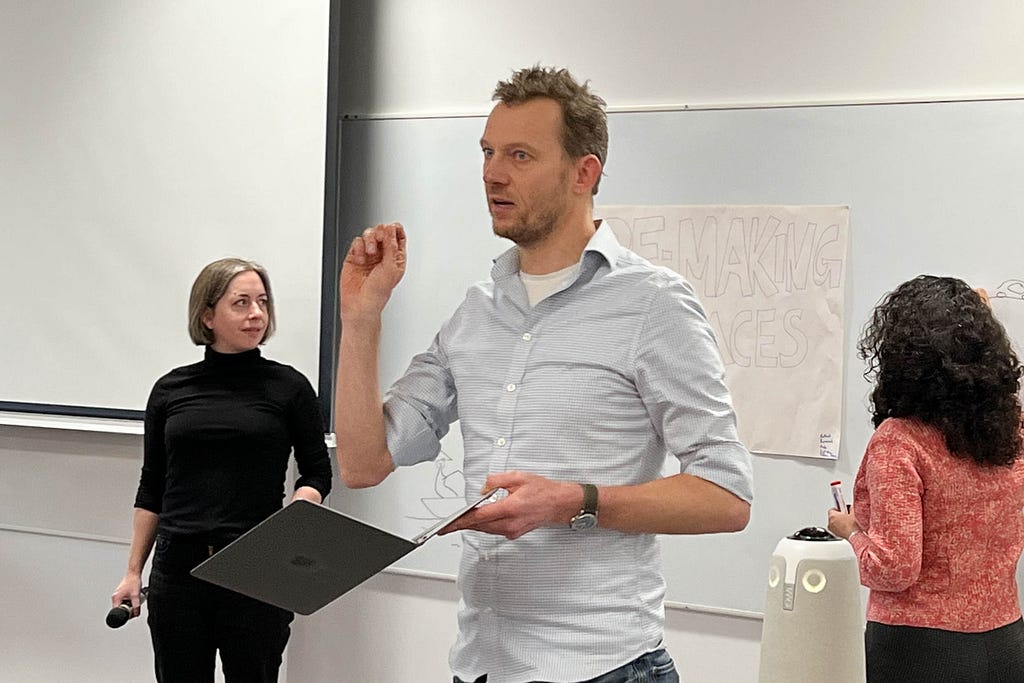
[111,258,333,682]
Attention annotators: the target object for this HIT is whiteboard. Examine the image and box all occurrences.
[0,1,329,418]
[330,99,1024,615]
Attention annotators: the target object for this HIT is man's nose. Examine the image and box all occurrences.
[483,156,509,185]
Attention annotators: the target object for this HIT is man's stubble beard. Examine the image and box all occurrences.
[493,204,561,248]
[491,171,572,248]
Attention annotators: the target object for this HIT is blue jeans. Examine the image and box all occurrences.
[454,648,679,683]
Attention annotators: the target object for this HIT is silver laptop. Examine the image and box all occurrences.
[190,490,500,615]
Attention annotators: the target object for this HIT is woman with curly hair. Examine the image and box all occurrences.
[828,275,1024,682]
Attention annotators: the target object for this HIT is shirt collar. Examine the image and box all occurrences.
[491,219,622,284]
[581,219,623,270]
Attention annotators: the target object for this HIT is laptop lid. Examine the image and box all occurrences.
[190,500,416,615]
[190,489,502,615]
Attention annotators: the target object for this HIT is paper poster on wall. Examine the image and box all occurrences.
[597,205,849,459]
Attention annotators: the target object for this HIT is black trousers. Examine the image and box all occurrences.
[147,534,294,683]
[866,618,1024,682]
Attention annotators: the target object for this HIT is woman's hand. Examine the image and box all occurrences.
[827,508,862,541]
[111,572,144,618]
[291,486,323,504]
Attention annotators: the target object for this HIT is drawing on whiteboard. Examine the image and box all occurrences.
[405,450,466,523]
[994,279,1024,300]
[991,279,1024,380]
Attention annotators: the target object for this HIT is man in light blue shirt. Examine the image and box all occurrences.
[334,66,753,683]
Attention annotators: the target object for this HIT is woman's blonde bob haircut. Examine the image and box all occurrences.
[187,258,276,346]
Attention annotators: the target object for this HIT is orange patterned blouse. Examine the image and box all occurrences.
[850,417,1024,632]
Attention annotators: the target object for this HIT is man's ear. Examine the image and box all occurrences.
[574,154,603,196]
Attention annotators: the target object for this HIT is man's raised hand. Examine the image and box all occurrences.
[340,222,407,321]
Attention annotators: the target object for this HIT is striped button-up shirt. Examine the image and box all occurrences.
[384,223,753,683]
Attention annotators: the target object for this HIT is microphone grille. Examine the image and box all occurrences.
[105,606,130,628]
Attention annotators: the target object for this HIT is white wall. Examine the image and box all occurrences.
[5,1,1024,682]
[0,0,329,414]
[0,427,154,682]
[339,0,1024,117]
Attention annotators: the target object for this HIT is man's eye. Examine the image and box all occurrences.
[482,148,493,158]
[513,151,528,161]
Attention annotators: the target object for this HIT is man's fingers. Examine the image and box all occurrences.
[380,223,406,255]
[484,470,528,492]
[363,226,379,256]
[347,235,366,260]
[357,223,405,258]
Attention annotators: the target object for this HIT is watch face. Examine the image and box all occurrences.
[570,512,597,530]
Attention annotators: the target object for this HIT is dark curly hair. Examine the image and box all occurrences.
[859,275,1022,466]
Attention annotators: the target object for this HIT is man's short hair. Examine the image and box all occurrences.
[493,65,608,194]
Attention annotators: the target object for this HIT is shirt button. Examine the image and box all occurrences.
[495,437,506,446]
[522,332,532,341]
[506,383,516,392]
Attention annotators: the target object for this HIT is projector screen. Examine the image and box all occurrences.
[0,1,330,418]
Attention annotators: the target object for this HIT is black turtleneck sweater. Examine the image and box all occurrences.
[134,346,333,540]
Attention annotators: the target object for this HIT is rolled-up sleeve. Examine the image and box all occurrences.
[635,278,754,503]
[384,331,459,467]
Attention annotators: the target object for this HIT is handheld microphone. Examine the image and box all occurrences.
[106,587,148,628]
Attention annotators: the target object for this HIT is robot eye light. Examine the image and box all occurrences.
[801,569,827,593]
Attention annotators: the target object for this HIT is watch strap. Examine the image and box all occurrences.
[580,483,598,515]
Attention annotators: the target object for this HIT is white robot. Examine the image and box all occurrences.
[759,527,866,682]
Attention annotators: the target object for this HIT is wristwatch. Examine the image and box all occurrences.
[569,483,599,530]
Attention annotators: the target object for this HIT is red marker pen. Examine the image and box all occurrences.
[830,480,848,512]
